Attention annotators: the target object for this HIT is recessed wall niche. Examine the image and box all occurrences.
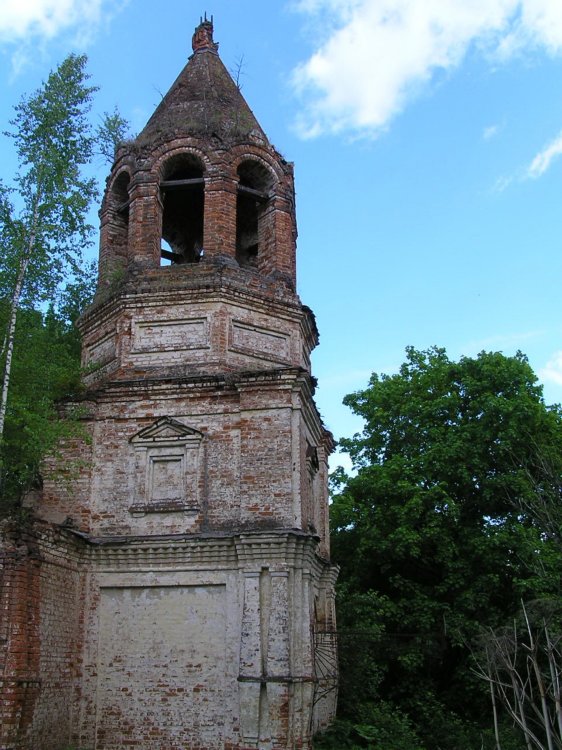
[129,417,204,515]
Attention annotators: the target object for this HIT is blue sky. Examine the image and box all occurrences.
[1,1,562,466]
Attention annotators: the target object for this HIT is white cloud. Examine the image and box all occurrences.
[0,0,127,75]
[493,127,562,190]
[539,350,562,387]
[483,123,500,140]
[292,0,562,138]
[0,0,102,41]
[492,173,515,192]
[526,130,562,178]
[518,0,562,53]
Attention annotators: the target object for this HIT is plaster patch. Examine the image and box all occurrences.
[96,584,226,749]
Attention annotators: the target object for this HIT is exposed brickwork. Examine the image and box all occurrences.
[0,523,85,750]
[1,18,338,749]
[0,528,40,750]
[98,127,296,288]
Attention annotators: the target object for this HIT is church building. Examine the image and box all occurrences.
[0,17,338,750]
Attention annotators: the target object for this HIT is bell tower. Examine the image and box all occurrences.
[5,17,337,750]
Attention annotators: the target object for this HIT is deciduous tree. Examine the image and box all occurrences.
[0,54,98,449]
[330,347,562,749]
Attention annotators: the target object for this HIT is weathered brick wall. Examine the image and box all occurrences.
[98,135,296,291]
[29,531,84,750]
[94,580,229,749]
[0,526,336,750]
[80,279,316,389]
[0,524,84,750]
[0,532,321,750]
[4,22,338,748]
[62,532,333,750]
[38,424,94,528]
[0,527,40,750]
[41,371,324,542]
[97,169,131,288]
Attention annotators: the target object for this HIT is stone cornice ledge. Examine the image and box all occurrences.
[64,527,336,572]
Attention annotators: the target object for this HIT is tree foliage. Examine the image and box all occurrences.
[0,53,97,306]
[0,53,99,458]
[0,56,123,511]
[96,105,132,164]
[0,302,90,511]
[327,347,562,749]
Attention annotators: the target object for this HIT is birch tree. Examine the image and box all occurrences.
[0,54,97,452]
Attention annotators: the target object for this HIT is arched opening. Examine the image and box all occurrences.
[160,153,204,265]
[236,160,274,269]
[110,171,130,256]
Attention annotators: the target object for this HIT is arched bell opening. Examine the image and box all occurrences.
[160,153,205,265]
[236,160,274,270]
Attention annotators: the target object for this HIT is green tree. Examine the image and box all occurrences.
[96,105,132,164]
[0,54,98,450]
[0,302,89,509]
[330,347,562,749]
[0,57,130,510]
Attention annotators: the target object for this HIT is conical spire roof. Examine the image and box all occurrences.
[137,17,267,147]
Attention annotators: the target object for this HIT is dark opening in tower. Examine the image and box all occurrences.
[160,154,205,265]
[236,160,273,269]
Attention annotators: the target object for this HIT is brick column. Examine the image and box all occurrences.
[203,177,237,261]
[97,206,128,289]
[273,195,297,285]
[128,174,161,270]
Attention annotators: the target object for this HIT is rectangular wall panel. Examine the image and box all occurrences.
[230,320,290,363]
[133,318,209,352]
[96,585,226,750]
[87,330,116,366]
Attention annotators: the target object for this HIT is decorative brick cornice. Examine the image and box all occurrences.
[80,268,304,334]
[47,525,336,576]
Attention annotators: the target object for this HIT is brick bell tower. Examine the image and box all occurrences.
[2,17,337,750]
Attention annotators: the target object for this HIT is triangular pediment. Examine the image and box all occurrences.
[130,417,203,444]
